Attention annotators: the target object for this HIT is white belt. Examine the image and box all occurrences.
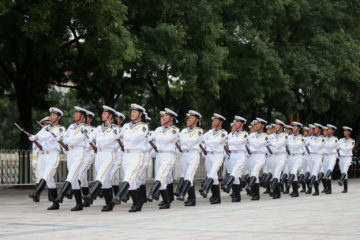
[251,151,264,155]
[324,153,337,156]
[208,151,223,155]
[183,150,198,153]
[310,153,322,155]
[98,147,114,152]
[69,146,85,150]
[231,150,246,154]
[124,149,144,153]
[290,153,303,156]
[273,152,286,156]
[158,150,174,154]
[44,150,59,155]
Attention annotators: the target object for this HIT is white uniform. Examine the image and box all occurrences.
[300,136,312,175]
[35,124,65,188]
[62,123,87,190]
[111,125,123,186]
[268,132,288,179]
[152,125,179,190]
[179,127,203,185]
[227,130,248,184]
[203,129,228,184]
[307,135,326,179]
[287,134,305,181]
[137,130,154,186]
[264,134,275,175]
[247,132,268,183]
[79,125,96,188]
[337,138,355,179]
[122,121,148,190]
[89,124,118,189]
[31,143,43,183]
[321,136,338,178]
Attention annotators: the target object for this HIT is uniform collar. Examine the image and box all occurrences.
[130,121,143,129]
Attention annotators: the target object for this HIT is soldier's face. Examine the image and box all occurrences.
[74,112,82,122]
[303,130,309,137]
[130,110,141,121]
[309,128,314,135]
[293,126,300,134]
[344,130,350,137]
[102,112,109,122]
[314,127,321,135]
[87,117,92,125]
[212,119,221,129]
[255,122,263,131]
[285,129,292,134]
[116,117,123,126]
[274,124,281,132]
[323,129,328,136]
[50,113,61,123]
[234,121,243,130]
[187,116,197,127]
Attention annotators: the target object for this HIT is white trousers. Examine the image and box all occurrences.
[248,153,266,183]
[155,152,176,190]
[288,154,303,181]
[271,154,287,179]
[180,152,200,186]
[122,151,145,190]
[65,148,85,190]
[79,151,94,188]
[31,152,43,183]
[339,156,352,179]
[320,155,337,179]
[95,151,116,189]
[137,152,152,186]
[229,152,246,184]
[41,152,61,189]
[309,154,323,180]
[205,153,224,185]
[111,150,123,186]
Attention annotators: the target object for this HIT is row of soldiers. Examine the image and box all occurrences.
[27,105,355,212]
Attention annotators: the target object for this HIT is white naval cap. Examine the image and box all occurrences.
[323,126,328,130]
[39,116,50,123]
[251,120,258,126]
[309,124,315,129]
[49,107,63,116]
[285,125,293,130]
[144,112,151,122]
[275,119,285,127]
[160,110,165,116]
[187,110,202,119]
[131,103,146,112]
[85,110,95,118]
[343,126,352,131]
[266,125,272,130]
[74,106,87,114]
[271,123,276,128]
[102,105,116,114]
[164,108,178,117]
[314,123,324,129]
[256,117,267,124]
[212,113,226,121]
[115,111,125,120]
[292,121,303,128]
[234,116,247,123]
[303,127,309,131]
[327,124,337,130]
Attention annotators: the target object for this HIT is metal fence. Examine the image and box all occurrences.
[0,149,213,185]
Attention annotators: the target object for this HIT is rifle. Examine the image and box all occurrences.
[81,129,97,153]
[36,121,69,151]
[224,145,231,155]
[199,144,207,155]
[266,146,273,155]
[245,145,251,155]
[149,140,158,152]
[117,139,125,152]
[176,143,183,152]
[14,123,43,151]
[286,145,291,155]
[305,145,310,154]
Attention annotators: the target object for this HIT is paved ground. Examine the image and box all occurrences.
[0,179,359,240]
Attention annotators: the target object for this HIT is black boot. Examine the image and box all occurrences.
[308,175,316,189]
[167,183,174,203]
[129,190,141,212]
[338,173,346,186]
[54,181,72,203]
[177,180,191,201]
[280,173,288,185]
[300,182,306,193]
[65,186,73,200]
[29,178,46,202]
[312,181,319,196]
[159,190,170,209]
[287,174,295,188]
[269,178,278,195]
[112,185,119,196]
[97,189,104,198]
[221,173,230,188]
[185,186,196,206]
[154,189,160,201]
[325,179,332,194]
[264,183,270,194]
[342,179,348,193]
[101,188,114,212]
[71,190,83,211]
[272,182,281,199]
[284,185,290,194]
[210,185,221,204]
[221,175,235,193]
[83,180,102,205]
[81,187,90,207]
[318,172,325,182]
[47,189,59,210]
[298,174,304,184]
[325,170,332,180]
[174,177,184,197]
[114,181,130,203]
[147,180,161,202]
[260,173,268,187]
[291,181,299,197]
[200,177,214,198]
[263,173,273,187]
[304,172,310,183]
[139,184,147,203]
[47,187,52,202]
[321,179,327,193]
[246,176,256,193]
[231,184,241,202]
[251,183,260,200]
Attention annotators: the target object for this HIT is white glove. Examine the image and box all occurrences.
[29,135,36,141]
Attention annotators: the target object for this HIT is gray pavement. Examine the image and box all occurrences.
[1,179,360,240]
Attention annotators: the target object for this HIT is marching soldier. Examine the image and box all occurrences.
[111,111,125,196]
[298,126,309,192]
[200,113,228,204]
[79,109,96,207]
[268,119,288,199]
[262,124,275,194]
[286,121,304,197]
[301,124,315,192]
[320,124,338,194]
[337,126,355,193]
[83,105,118,211]
[280,125,293,194]
[306,123,326,196]
[55,106,88,211]
[221,116,248,202]
[28,107,65,210]
[147,108,179,209]
[114,104,148,212]
[176,110,203,206]
[245,118,268,200]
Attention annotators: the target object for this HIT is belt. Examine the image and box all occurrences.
[310,153,322,155]
[44,150,59,155]
[98,147,114,152]
[324,153,337,156]
[251,151,264,154]
[273,152,286,156]
[158,150,174,154]
[290,153,303,156]
[183,149,198,153]
[208,151,222,155]
[231,150,245,154]
[124,149,144,153]
[69,146,85,150]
